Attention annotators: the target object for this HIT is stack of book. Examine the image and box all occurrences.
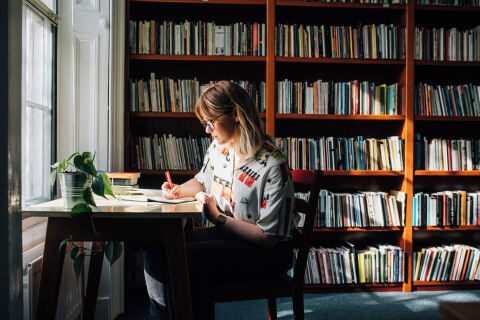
[106,172,141,195]
[413,244,480,282]
[296,243,405,284]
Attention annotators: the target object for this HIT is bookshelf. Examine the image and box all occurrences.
[124,0,480,294]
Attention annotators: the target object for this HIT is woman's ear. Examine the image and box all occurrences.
[233,107,239,122]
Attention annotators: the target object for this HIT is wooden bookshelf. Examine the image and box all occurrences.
[276,57,405,65]
[415,4,480,12]
[413,281,480,292]
[313,227,403,232]
[415,116,480,122]
[304,283,403,293]
[275,114,405,120]
[414,226,480,231]
[276,1,405,10]
[125,0,480,294]
[415,171,480,176]
[130,54,267,62]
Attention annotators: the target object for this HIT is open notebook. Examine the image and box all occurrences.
[118,189,195,204]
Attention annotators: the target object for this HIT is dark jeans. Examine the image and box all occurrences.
[143,226,293,320]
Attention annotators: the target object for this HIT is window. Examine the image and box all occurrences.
[21,0,57,208]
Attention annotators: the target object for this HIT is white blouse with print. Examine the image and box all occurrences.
[195,139,296,240]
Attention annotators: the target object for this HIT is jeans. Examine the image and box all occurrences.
[143,226,293,320]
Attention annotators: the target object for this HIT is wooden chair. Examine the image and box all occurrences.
[207,169,321,320]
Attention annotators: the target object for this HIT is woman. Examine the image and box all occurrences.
[144,80,296,320]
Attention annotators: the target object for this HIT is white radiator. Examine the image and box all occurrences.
[23,244,84,320]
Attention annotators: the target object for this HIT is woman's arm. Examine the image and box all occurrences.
[197,192,279,247]
[220,216,279,247]
[162,178,205,198]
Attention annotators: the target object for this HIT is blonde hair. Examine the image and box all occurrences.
[195,80,268,155]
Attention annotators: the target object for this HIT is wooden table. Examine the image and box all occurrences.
[439,302,480,320]
[23,198,203,320]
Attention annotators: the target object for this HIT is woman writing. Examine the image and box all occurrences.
[144,80,296,319]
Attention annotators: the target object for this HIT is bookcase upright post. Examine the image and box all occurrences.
[402,0,415,293]
[266,0,275,136]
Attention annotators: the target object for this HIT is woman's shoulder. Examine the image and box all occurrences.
[253,138,288,168]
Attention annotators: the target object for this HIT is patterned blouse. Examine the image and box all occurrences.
[195,138,296,240]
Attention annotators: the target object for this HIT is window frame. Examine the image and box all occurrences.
[21,0,58,209]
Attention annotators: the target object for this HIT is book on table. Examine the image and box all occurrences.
[118,189,195,204]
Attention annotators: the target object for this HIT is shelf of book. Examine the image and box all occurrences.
[415,5,480,13]
[313,227,403,232]
[130,112,198,118]
[139,169,199,175]
[130,0,266,5]
[276,57,405,65]
[320,170,404,176]
[415,61,480,67]
[276,1,405,10]
[415,171,480,176]
[130,54,267,62]
[275,114,405,120]
[304,283,403,293]
[414,226,480,231]
[415,116,480,122]
[130,112,267,118]
[413,281,480,291]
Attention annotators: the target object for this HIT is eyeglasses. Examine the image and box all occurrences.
[200,110,231,130]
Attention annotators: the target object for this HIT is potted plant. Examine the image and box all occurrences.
[51,152,122,278]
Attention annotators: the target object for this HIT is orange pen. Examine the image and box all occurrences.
[165,170,173,190]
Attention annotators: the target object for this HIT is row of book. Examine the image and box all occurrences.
[129,20,266,56]
[298,244,405,284]
[274,136,404,171]
[275,24,406,60]
[414,135,480,171]
[298,189,406,227]
[129,75,266,113]
[413,191,480,227]
[416,0,480,6]
[131,135,210,170]
[415,83,480,116]
[414,26,480,62]
[300,0,406,3]
[413,244,480,282]
[277,79,402,115]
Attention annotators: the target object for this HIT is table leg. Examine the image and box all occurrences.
[165,219,193,320]
[84,242,105,320]
[36,218,67,319]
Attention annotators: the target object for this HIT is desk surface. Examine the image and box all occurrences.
[23,198,203,219]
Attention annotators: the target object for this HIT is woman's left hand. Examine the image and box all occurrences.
[195,192,220,223]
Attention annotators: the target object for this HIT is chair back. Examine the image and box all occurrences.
[290,170,321,287]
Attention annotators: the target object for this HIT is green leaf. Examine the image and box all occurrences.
[101,173,115,198]
[104,241,123,266]
[70,246,79,260]
[82,152,93,161]
[73,253,85,280]
[84,159,97,176]
[50,169,57,192]
[59,237,71,250]
[82,187,96,207]
[59,158,69,173]
[73,155,87,173]
[92,175,106,198]
[71,203,91,218]
[74,155,97,176]
[51,161,60,169]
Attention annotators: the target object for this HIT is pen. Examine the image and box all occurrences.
[165,170,173,190]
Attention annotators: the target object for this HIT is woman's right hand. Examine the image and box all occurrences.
[161,181,180,199]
